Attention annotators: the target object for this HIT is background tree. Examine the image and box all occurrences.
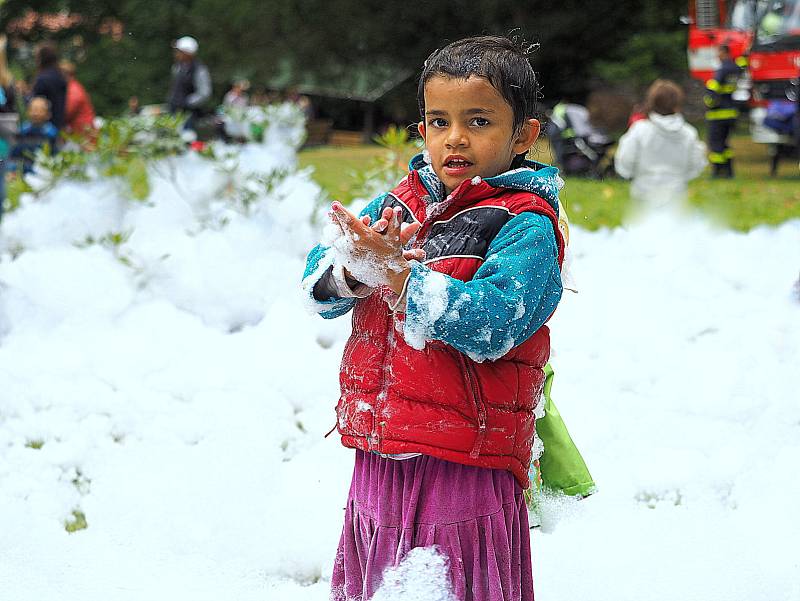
[0,0,689,120]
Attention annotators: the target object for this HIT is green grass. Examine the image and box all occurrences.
[298,145,386,204]
[299,135,800,231]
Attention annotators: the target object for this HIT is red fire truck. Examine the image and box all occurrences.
[687,0,800,102]
[686,0,754,82]
[687,0,799,169]
[747,0,800,104]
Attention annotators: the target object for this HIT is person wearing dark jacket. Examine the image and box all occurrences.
[704,44,746,178]
[0,34,17,222]
[32,42,67,131]
[167,36,212,131]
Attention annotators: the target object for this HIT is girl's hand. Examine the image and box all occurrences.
[361,206,425,262]
[330,202,420,294]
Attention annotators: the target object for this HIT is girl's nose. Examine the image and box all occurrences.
[445,126,468,148]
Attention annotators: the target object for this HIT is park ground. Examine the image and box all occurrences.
[299,133,800,231]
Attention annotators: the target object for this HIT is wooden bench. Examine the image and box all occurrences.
[305,119,333,146]
[328,129,366,147]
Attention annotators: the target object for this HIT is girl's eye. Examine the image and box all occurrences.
[428,118,448,128]
[471,117,490,127]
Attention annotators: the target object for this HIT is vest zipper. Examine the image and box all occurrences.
[456,352,487,459]
[416,180,488,458]
[371,306,395,450]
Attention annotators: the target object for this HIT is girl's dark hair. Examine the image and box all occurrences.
[36,42,60,70]
[417,35,539,134]
[644,79,684,116]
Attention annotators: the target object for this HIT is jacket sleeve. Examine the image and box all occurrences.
[301,193,387,319]
[614,124,639,180]
[402,212,562,362]
[704,66,726,108]
[186,65,212,108]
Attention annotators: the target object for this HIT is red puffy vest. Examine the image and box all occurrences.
[335,171,565,488]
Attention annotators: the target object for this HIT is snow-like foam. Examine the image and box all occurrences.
[402,268,449,350]
[1,120,799,601]
[371,547,456,601]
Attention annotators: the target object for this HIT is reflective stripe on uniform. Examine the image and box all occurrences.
[709,151,728,164]
[705,79,736,94]
[735,56,748,68]
[706,108,739,120]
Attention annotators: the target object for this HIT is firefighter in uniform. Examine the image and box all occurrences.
[704,44,746,178]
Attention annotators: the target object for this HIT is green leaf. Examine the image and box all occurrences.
[5,176,35,212]
[126,157,150,200]
[65,509,88,533]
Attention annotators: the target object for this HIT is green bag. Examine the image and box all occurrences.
[526,363,595,508]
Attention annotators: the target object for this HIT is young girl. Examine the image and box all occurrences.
[303,36,566,601]
[614,79,707,208]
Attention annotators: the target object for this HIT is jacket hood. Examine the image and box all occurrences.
[648,112,686,133]
[408,153,563,214]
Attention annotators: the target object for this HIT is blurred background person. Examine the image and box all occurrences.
[704,44,745,178]
[221,79,251,142]
[0,35,18,116]
[167,35,212,131]
[10,96,59,175]
[32,42,67,131]
[126,96,141,117]
[223,79,250,110]
[627,102,647,128]
[60,60,96,135]
[285,86,313,120]
[615,79,707,208]
[0,34,18,223]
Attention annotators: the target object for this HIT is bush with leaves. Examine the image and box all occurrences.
[4,113,189,212]
[1,103,313,268]
[351,125,420,201]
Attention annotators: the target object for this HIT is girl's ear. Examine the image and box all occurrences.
[513,118,540,155]
[417,121,426,140]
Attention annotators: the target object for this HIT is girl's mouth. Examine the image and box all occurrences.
[443,158,473,175]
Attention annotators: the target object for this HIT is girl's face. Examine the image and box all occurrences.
[418,75,540,194]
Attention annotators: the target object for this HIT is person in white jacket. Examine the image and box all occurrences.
[615,79,707,208]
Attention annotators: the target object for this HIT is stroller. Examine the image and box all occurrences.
[547,102,614,178]
[761,98,798,176]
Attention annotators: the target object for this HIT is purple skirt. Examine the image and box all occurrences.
[330,450,534,601]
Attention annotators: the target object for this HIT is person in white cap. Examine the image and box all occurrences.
[167,35,212,130]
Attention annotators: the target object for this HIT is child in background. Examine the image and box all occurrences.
[627,102,647,128]
[223,78,250,109]
[303,36,567,600]
[614,79,707,208]
[10,96,59,174]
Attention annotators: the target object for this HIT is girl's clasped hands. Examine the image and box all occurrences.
[329,201,424,294]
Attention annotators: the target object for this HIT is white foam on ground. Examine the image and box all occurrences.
[1,129,798,601]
